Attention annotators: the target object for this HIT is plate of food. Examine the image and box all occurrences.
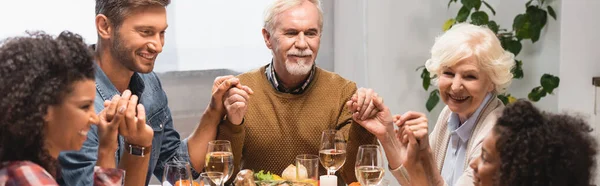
[233,165,316,186]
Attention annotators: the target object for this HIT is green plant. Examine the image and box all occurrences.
[419,0,560,111]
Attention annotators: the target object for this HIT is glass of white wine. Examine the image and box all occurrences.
[355,145,385,186]
[319,129,347,176]
[205,140,234,186]
[198,172,224,186]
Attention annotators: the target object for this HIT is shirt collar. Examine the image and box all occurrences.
[265,60,315,94]
[447,93,493,142]
[94,60,145,100]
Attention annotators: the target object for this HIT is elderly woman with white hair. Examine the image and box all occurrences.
[348,23,515,186]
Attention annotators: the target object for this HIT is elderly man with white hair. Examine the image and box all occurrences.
[348,23,516,186]
[215,0,377,184]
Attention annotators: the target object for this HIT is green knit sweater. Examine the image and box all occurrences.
[217,65,376,184]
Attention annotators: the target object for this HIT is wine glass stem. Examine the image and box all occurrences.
[328,170,335,176]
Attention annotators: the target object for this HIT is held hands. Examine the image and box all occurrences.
[99,90,153,148]
[209,75,254,125]
[345,88,393,139]
[394,123,421,169]
[97,95,124,151]
[393,111,429,170]
[394,111,429,151]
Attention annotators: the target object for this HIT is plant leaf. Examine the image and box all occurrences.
[487,21,499,34]
[529,24,542,42]
[500,37,522,56]
[526,6,548,42]
[426,89,440,112]
[547,6,557,20]
[507,40,523,56]
[482,1,496,15]
[514,14,531,40]
[513,14,527,30]
[471,11,489,25]
[443,19,456,31]
[497,94,509,105]
[508,95,518,103]
[456,6,471,23]
[540,74,560,94]
[526,0,533,7]
[511,60,524,79]
[528,86,546,102]
[421,68,431,91]
[461,0,482,10]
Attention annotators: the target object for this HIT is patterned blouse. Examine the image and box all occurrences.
[0,161,123,186]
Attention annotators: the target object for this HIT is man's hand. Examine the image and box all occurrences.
[350,88,379,120]
[118,90,153,147]
[345,89,393,139]
[208,75,253,125]
[224,86,253,125]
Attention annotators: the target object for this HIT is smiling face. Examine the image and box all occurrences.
[263,1,321,77]
[44,80,99,158]
[110,5,168,73]
[470,129,501,186]
[437,56,494,121]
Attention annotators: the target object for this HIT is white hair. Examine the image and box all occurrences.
[425,23,516,94]
[263,0,323,34]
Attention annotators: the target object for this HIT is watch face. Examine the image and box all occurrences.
[131,146,144,156]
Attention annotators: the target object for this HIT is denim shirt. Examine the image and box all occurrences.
[57,64,199,185]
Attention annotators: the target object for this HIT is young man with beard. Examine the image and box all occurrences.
[216,0,376,185]
[58,0,252,185]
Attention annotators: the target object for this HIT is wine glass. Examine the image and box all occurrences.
[205,140,234,186]
[319,129,347,176]
[162,161,193,186]
[198,172,224,186]
[355,145,385,186]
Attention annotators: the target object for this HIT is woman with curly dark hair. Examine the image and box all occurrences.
[0,31,125,185]
[469,100,597,186]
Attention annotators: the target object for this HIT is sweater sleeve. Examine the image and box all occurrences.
[335,82,378,184]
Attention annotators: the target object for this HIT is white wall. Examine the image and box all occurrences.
[0,0,97,43]
[169,0,272,72]
[558,0,600,184]
[167,0,335,73]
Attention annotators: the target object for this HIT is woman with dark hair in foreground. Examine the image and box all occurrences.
[0,31,125,185]
[470,100,597,186]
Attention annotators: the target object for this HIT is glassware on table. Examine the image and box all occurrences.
[198,172,224,186]
[355,145,385,186]
[295,154,319,185]
[162,161,193,186]
[93,167,125,186]
[205,140,234,186]
[319,129,347,176]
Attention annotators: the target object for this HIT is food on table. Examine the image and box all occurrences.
[174,180,200,186]
[281,164,308,181]
[234,169,256,186]
[348,182,361,186]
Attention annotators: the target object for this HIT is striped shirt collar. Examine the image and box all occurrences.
[265,60,316,94]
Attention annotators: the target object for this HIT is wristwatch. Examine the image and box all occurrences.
[125,142,152,157]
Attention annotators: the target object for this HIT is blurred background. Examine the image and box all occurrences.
[1,0,598,185]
